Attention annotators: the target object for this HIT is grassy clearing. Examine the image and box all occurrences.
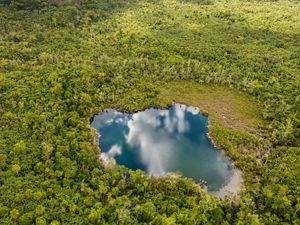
[158,81,266,134]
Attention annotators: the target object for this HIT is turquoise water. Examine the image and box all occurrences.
[91,104,235,192]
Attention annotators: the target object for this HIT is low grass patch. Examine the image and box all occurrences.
[157,81,266,134]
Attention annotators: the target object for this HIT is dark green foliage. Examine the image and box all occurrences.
[181,0,214,5]
[0,0,11,5]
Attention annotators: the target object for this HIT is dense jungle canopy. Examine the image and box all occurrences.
[0,0,299,224]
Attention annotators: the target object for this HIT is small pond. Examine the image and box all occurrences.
[91,104,240,195]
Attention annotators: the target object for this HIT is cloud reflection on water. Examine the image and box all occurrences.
[125,104,200,175]
[126,108,172,175]
[92,104,236,192]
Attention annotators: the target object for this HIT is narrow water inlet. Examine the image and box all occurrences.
[91,104,242,197]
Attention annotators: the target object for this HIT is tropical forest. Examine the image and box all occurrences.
[0,0,299,224]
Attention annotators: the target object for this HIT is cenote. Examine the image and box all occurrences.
[91,104,240,195]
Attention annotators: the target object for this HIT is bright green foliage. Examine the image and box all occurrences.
[0,0,299,224]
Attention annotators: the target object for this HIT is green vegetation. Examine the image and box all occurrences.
[0,0,299,224]
[158,81,266,132]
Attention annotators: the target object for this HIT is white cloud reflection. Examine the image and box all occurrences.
[101,144,122,164]
[187,106,200,115]
[125,104,197,175]
[92,109,122,127]
[126,109,170,175]
[164,104,190,133]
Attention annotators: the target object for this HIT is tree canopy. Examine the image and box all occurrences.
[0,0,299,224]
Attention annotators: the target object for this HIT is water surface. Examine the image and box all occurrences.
[91,104,237,192]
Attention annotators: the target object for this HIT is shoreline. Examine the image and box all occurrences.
[211,169,242,199]
[89,103,244,199]
[206,120,244,199]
